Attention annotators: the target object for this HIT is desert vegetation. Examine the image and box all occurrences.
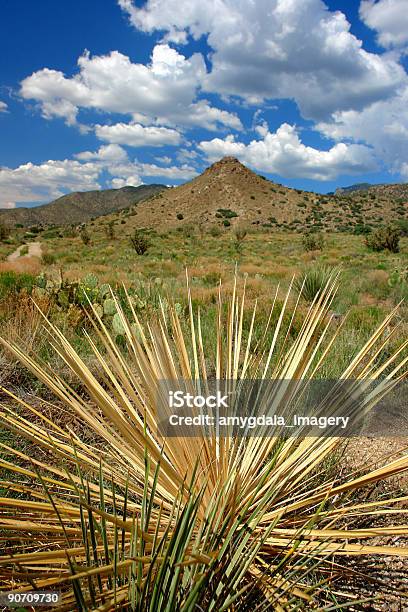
[0,181,408,609]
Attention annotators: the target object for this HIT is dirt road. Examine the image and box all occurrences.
[7,242,43,262]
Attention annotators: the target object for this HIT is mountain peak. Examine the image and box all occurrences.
[204,156,253,179]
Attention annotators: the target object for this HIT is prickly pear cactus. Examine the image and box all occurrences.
[98,283,111,300]
[103,298,117,316]
[82,273,99,289]
[131,322,142,342]
[112,312,126,336]
[92,303,104,318]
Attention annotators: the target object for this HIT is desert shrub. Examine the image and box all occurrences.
[294,265,339,302]
[365,225,400,253]
[223,219,231,227]
[19,246,29,257]
[80,228,91,246]
[130,229,150,255]
[105,221,115,240]
[0,271,36,299]
[42,252,57,265]
[302,231,325,251]
[216,208,238,219]
[234,226,247,242]
[353,223,372,235]
[63,226,78,238]
[42,229,59,239]
[394,218,408,236]
[180,224,195,238]
[0,222,10,242]
[209,225,221,237]
[176,212,184,220]
[233,225,248,253]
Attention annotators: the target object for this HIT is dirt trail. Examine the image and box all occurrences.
[7,242,43,262]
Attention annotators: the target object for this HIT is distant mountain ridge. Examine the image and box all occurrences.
[0,184,167,228]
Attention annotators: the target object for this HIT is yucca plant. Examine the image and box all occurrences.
[0,275,408,610]
[294,265,340,303]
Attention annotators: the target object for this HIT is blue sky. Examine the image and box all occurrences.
[1,0,408,208]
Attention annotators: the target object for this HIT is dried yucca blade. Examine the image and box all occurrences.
[0,276,407,610]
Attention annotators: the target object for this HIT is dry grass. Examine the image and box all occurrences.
[0,257,41,275]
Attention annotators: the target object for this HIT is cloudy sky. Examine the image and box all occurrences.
[1,0,408,208]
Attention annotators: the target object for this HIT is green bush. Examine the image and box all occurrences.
[365,225,400,253]
[0,271,36,299]
[223,219,231,227]
[394,218,408,237]
[302,231,325,251]
[353,224,372,235]
[217,208,238,219]
[176,213,184,220]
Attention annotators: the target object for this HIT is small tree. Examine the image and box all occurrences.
[80,229,91,246]
[130,229,150,255]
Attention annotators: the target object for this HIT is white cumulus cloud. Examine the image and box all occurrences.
[199,123,378,180]
[95,122,181,147]
[119,0,407,121]
[75,144,129,162]
[0,101,8,113]
[317,84,408,176]
[360,0,408,49]
[20,44,241,132]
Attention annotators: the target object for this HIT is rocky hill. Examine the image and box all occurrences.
[335,183,373,194]
[99,157,407,233]
[0,184,167,228]
[2,158,407,234]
